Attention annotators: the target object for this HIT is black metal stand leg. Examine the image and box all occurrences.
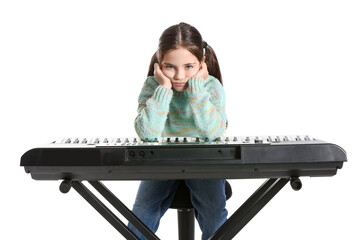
[209,178,290,240]
[71,181,140,240]
[177,209,195,240]
[88,181,160,240]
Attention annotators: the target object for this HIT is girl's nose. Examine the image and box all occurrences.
[174,70,185,80]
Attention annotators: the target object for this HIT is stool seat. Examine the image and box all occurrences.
[169,180,232,240]
[170,180,232,209]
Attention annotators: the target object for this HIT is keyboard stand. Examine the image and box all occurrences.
[209,178,290,239]
[61,180,160,240]
[60,178,296,240]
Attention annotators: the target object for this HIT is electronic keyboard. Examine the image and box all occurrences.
[20,135,347,240]
[21,135,346,181]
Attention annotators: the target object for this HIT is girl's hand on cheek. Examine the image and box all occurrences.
[195,62,209,80]
[154,63,172,89]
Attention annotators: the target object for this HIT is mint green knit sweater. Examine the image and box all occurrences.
[134,75,226,141]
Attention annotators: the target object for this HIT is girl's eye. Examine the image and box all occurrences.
[165,65,174,69]
[185,65,193,69]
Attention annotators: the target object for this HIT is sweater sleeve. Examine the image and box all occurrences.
[134,76,173,141]
[184,76,227,140]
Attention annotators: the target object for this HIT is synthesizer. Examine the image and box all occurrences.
[21,135,346,181]
[20,135,347,240]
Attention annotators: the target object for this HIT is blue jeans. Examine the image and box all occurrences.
[128,180,228,240]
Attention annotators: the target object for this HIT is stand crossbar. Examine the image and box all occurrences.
[71,181,159,240]
[67,178,291,240]
[209,178,290,240]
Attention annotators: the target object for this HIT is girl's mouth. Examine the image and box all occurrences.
[173,82,186,86]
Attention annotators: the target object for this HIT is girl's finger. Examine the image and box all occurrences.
[154,63,159,73]
[202,62,207,71]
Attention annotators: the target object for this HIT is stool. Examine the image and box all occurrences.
[169,180,232,240]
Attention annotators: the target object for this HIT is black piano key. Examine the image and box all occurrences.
[254,137,263,144]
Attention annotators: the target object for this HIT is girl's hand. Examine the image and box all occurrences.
[154,63,172,89]
[195,61,209,80]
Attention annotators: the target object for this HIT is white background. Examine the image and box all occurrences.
[1,0,359,239]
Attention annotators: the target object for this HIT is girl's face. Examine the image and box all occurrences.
[160,47,202,92]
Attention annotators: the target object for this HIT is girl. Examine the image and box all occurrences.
[129,22,227,240]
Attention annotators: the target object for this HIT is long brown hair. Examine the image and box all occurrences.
[147,22,223,85]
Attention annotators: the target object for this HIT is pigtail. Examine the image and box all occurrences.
[204,44,223,85]
[147,52,158,77]
[203,41,226,128]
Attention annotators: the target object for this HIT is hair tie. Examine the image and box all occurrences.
[202,41,207,56]
[202,41,208,49]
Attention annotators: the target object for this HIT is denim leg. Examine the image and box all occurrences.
[185,179,228,240]
[128,180,179,240]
